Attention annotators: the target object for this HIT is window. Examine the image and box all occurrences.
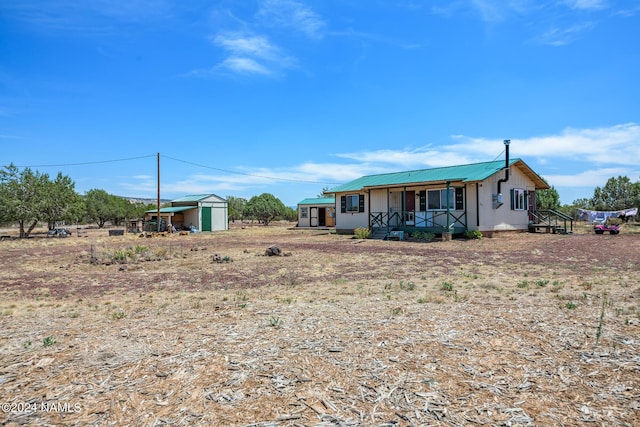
[511,188,527,210]
[300,207,308,218]
[346,195,359,212]
[340,194,365,213]
[426,189,455,210]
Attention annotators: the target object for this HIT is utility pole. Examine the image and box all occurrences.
[157,152,161,232]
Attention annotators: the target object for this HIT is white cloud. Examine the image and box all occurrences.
[335,147,478,168]
[213,33,280,60]
[543,167,632,187]
[219,57,272,76]
[206,31,297,77]
[447,123,640,166]
[470,0,504,22]
[533,22,595,46]
[564,0,608,11]
[257,0,326,39]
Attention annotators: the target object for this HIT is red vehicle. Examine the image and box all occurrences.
[593,221,620,235]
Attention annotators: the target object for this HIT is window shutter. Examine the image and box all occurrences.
[358,194,365,212]
[419,190,426,211]
[510,189,515,210]
[340,196,346,213]
[455,188,464,210]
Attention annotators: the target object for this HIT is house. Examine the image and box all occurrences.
[145,194,228,232]
[327,151,552,237]
[297,196,336,227]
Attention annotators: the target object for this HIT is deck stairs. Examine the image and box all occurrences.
[370,227,390,240]
[528,209,573,234]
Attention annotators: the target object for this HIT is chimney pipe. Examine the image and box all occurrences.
[497,139,511,199]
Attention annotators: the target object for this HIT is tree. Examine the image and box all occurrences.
[282,206,297,222]
[536,185,561,210]
[126,201,154,220]
[243,193,286,226]
[84,189,120,228]
[0,164,49,238]
[591,176,636,211]
[318,186,330,198]
[227,196,247,222]
[42,172,85,230]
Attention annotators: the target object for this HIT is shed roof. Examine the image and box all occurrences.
[145,206,195,214]
[328,159,549,192]
[298,197,336,206]
[171,194,226,203]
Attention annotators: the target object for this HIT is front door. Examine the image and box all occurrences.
[405,191,415,225]
[528,191,536,221]
[310,207,318,227]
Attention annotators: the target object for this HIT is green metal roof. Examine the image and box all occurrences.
[298,197,335,206]
[171,194,224,203]
[328,159,548,192]
[146,206,195,213]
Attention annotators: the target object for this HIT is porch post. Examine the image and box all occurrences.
[402,187,406,229]
[443,181,452,241]
[386,188,390,229]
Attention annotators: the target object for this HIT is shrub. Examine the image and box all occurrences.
[413,231,435,241]
[464,230,483,240]
[43,336,56,347]
[353,228,371,239]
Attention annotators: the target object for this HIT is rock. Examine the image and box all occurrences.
[265,245,281,256]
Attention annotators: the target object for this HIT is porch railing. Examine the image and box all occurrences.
[370,210,467,233]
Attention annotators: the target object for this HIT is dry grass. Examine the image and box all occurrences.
[0,222,639,426]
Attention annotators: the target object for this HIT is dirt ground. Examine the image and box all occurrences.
[0,223,639,426]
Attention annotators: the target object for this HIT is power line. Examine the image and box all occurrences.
[12,154,156,168]
[161,154,342,186]
[10,152,342,186]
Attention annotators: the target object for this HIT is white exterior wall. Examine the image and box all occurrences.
[184,209,198,230]
[298,205,311,227]
[465,183,480,231]
[335,192,369,232]
[200,196,229,231]
[477,167,533,232]
[369,189,388,213]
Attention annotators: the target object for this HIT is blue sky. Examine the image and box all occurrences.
[1,0,639,207]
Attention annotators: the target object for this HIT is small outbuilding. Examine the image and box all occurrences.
[297,196,336,228]
[145,194,228,232]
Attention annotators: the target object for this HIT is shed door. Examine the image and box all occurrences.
[201,207,212,232]
[318,208,326,226]
[310,207,318,227]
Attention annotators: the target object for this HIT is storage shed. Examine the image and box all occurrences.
[297,197,336,228]
[145,194,228,232]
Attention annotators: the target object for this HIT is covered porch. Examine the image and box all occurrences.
[370,210,467,236]
[367,183,468,238]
